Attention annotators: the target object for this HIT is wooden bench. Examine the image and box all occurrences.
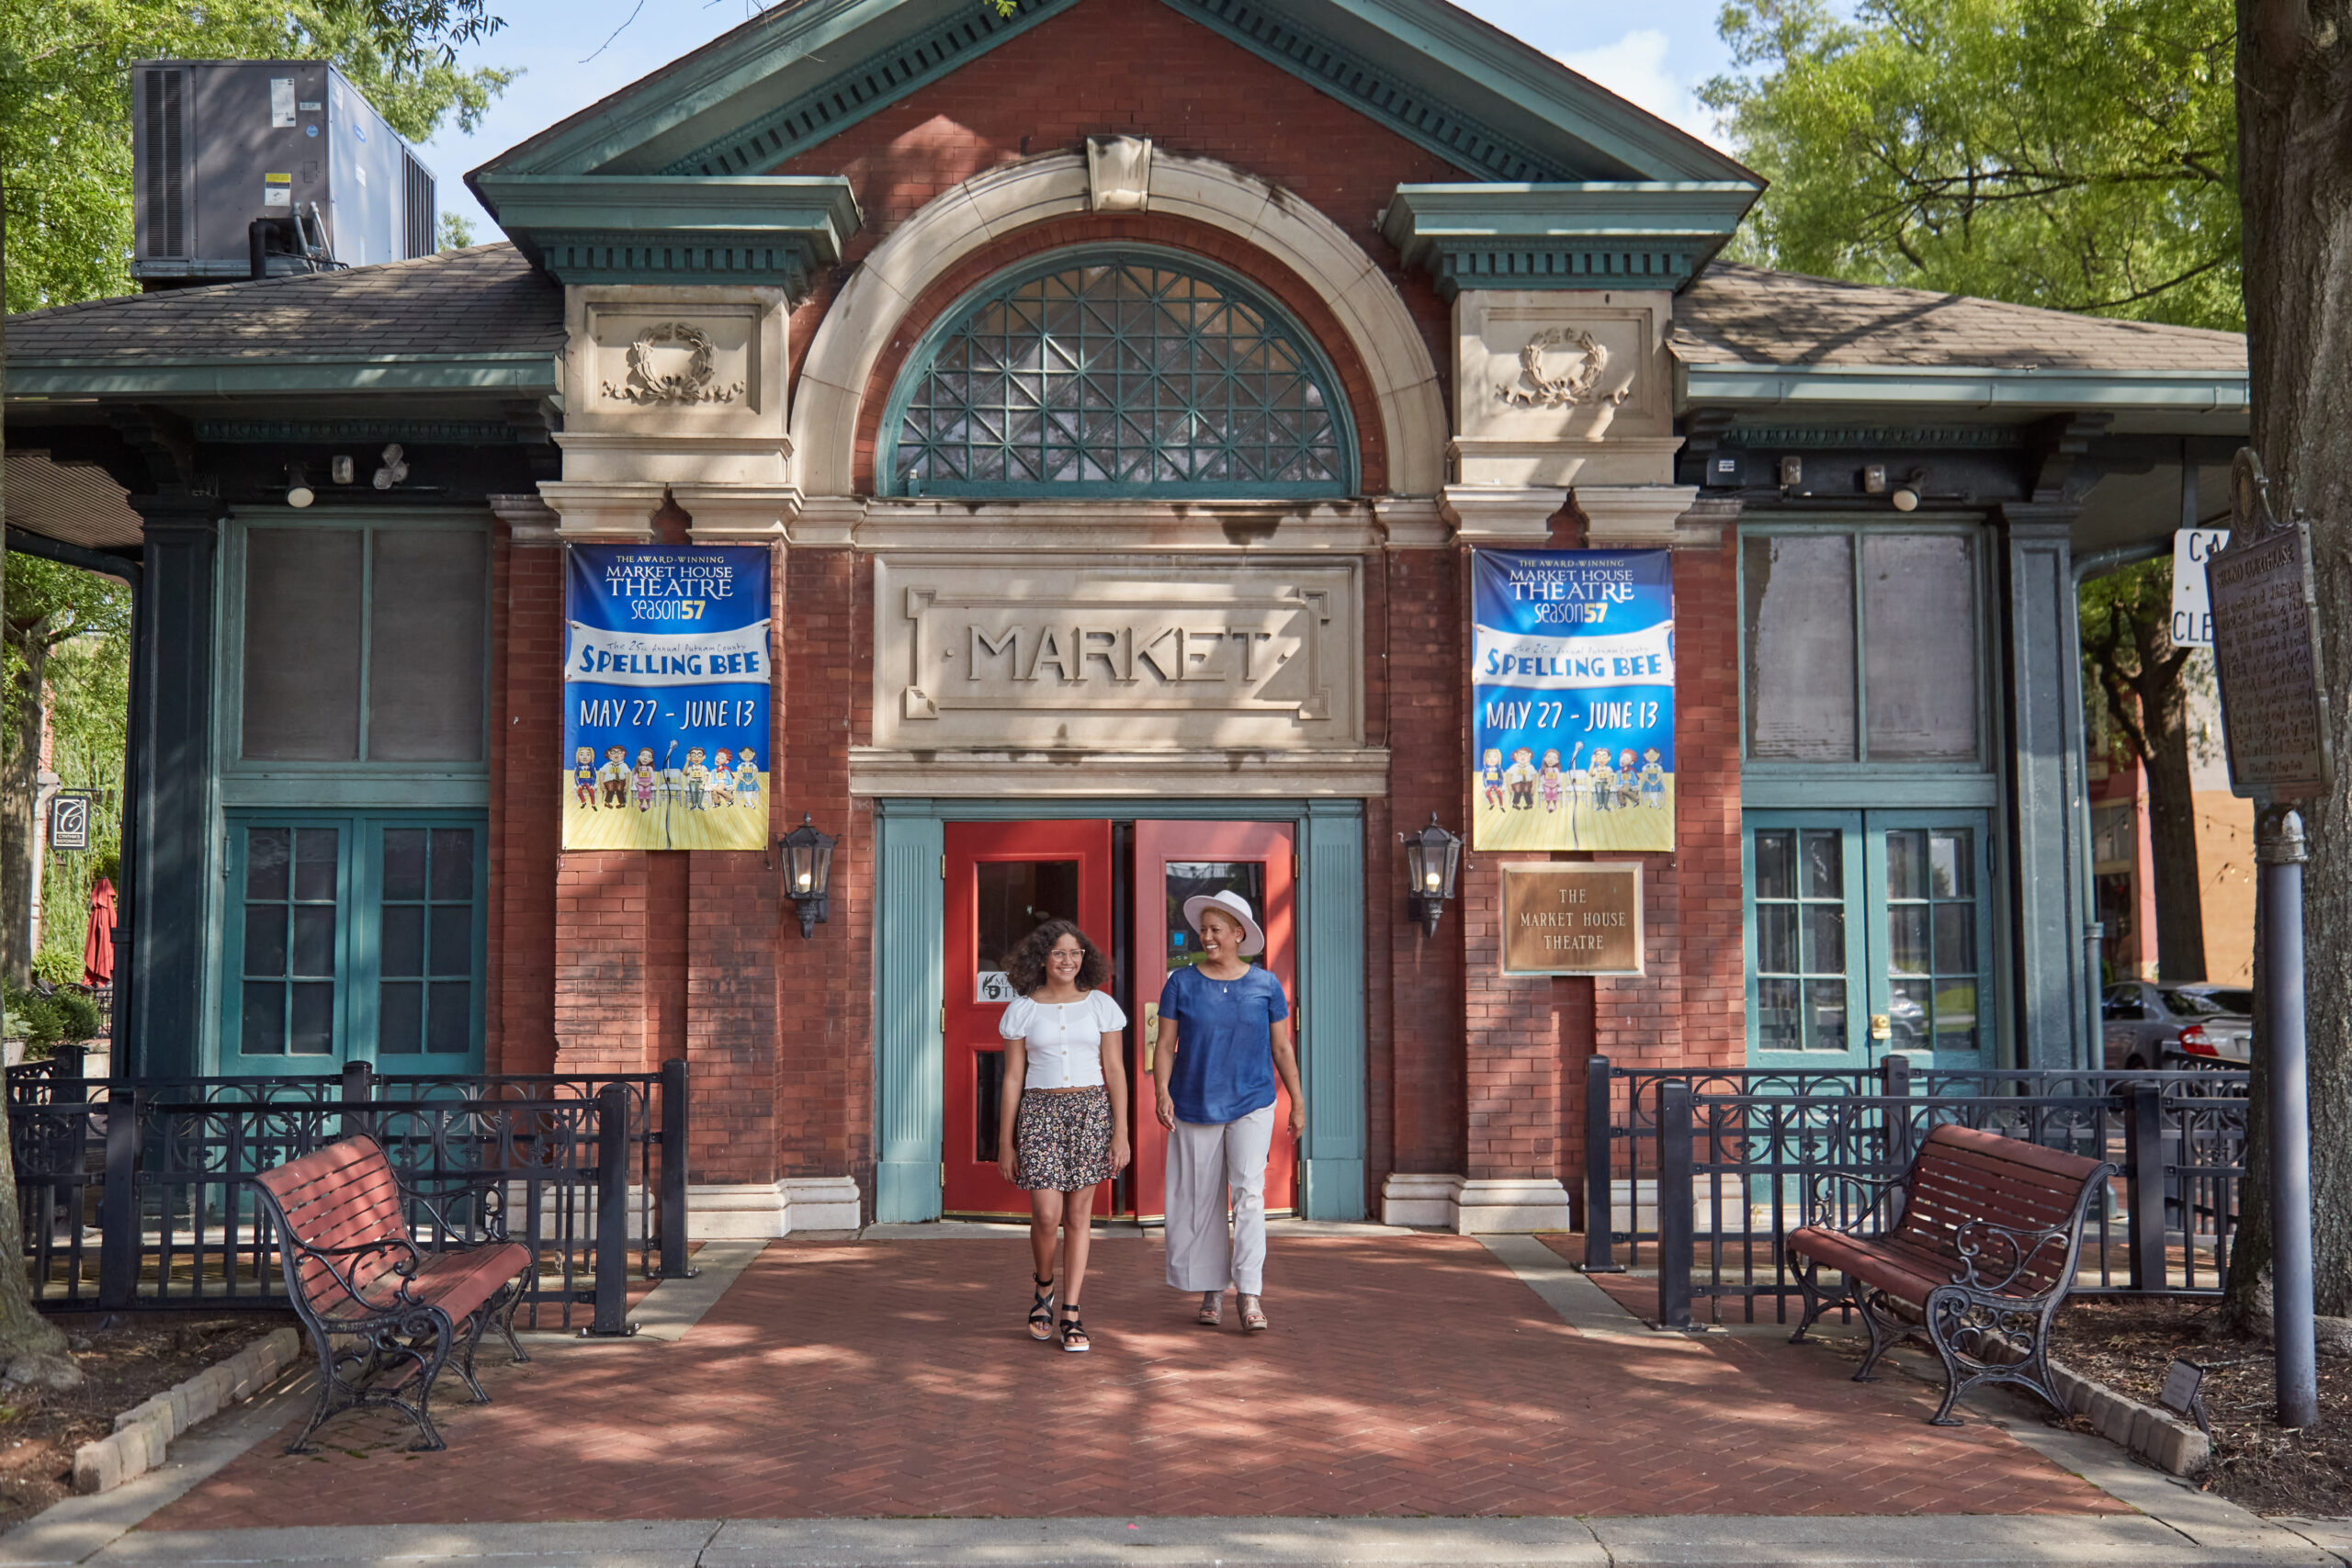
[254,1134,533,1453]
[1786,1122,2114,1425]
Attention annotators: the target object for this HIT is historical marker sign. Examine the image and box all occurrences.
[1500,863,1645,976]
[2207,450,2334,802]
[46,792,91,852]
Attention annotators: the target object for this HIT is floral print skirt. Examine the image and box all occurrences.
[1013,1087,1114,1191]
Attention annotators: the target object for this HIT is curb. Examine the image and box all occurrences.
[71,1325,302,1495]
[2049,1357,2210,1476]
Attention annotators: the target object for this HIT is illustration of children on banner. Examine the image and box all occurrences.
[1470,548,1675,852]
[562,545,773,852]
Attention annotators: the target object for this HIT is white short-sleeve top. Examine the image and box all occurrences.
[999,990,1127,1090]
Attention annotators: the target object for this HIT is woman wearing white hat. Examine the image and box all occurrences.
[1152,890,1304,1331]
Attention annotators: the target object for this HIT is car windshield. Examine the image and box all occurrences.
[2165,987,2251,1018]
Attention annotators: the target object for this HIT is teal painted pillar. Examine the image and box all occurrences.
[1299,801,1367,1220]
[1997,505,2092,1070]
[874,807,946,1221]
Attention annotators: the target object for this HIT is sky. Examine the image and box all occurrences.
[414,0,1740,236]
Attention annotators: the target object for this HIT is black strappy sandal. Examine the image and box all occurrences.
[1027,1275,1057,1342]
[1058,1303,1090,1353]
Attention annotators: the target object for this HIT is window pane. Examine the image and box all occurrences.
[381,905,424,977]
[1757,977,1801,1050]
[368,532,487,761]
[241,982,286,1054]
[1862,534,1979,761]
[1930,830,1972,898]
[243,529,362,761]
[243,905,288,976]
[426,983,470,1054]
[290,906,335,976]
[1804,980,1847,1050]
[1888,905,1930,975]
[294,829,338,902]
[1754,830,1793,901]
[1757,904,1797,974]
[382,829,426,901]
[1743,535,1856,761]
[379,980,423,1054]
[1885,829,1925,901]
[429,907,471,976]
[429,829,475,901]
[289,983,334,1055]
[974,860,1081,999]
[247,829,290,900]
[1802,906,1844,974]
[1934,902,1976,975]
[1801,830,1842,900]
[1889,978,1933,1050]
[1936,981,1980,1051]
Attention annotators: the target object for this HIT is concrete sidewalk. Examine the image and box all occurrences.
[0,1226,2340,1567]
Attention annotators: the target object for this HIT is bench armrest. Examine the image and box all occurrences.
[1949,1216,2075,1295]
[285,1233,435,1316]
[1804,1171,1904,1234]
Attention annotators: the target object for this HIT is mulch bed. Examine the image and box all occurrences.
[2050,1296,2352,1517]
[0,1314,293,1529]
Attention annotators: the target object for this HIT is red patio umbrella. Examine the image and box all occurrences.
[82,877,115,987]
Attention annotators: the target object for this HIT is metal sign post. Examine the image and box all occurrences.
[2205,447,2330,1429]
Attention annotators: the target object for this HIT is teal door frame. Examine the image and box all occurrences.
[872,797,1366,1224]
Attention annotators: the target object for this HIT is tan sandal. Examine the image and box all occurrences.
[1196,1292,1222,1326]
[1240,1295,1269,1332]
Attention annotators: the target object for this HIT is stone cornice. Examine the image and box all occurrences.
[472,175,861,298]
[1382,183,1758,299]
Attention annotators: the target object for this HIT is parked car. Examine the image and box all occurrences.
[2100,981,2252,1068]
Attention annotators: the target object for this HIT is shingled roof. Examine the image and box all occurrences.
[1674,260,2246,373]
[5,243,561,365]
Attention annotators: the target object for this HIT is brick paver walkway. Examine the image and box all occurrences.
[145,1235,2130,1526]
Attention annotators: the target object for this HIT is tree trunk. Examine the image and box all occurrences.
[2138,651,2209,982]
[0,167,77,1383]
[2228,0,2352,1320]
[0,629,51,985]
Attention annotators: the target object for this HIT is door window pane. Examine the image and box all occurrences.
[1165,862,1268,972]
[368,532,487,761]
[1883,825,1982,1054]
[243,531,363,761]
[1743,536,1857,761]
[379,827,476,1055]
[1863,535,1979,762]
[975,860,1080,1001]
[239,826,339,1057]
[1751,826,1849,1051]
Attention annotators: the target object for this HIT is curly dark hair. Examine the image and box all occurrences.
[1005,919,1112,996]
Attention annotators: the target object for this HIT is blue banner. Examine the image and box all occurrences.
[563,544,772,852]
[1472,548,1674,852]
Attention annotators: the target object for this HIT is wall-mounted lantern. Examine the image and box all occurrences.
[779,813,837,938]
[1400,813,1462,937]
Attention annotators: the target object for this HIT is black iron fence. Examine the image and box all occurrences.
[1578,1055,2245,1326]
[6,1059,691,1334]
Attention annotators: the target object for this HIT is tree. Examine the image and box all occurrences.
[2080,559,2208,980]
[2221,0,2352,1325]
[0,559,131,986]
[1703,0,2243,330]
[2,0,515,310]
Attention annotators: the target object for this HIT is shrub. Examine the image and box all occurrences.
[6,986,62,1052]
[51,989,100,1043]
[29,951,77,990]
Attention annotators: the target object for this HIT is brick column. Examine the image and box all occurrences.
[486,497,561,1075]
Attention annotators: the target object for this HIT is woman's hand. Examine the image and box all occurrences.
[1289,1102,1306,1140]
[997,1147,1016,1184]
[1111,1133,1131,1174]
[1155,1090,1177,1130]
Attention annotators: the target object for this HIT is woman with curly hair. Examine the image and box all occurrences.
[996,919,1129,1352]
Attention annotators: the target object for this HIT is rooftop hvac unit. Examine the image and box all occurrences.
[131,61,436,285]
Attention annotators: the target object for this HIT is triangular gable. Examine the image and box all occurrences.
[469,0,1753,192]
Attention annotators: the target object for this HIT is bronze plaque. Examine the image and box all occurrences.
[1501,863,1644,976]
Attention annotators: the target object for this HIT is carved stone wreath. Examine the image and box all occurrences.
[1497,326,1631,409]
[601,321,745,406]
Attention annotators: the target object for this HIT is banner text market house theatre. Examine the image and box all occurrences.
[6,0,2250,1233]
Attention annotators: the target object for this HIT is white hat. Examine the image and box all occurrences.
[1182,889,1265,956]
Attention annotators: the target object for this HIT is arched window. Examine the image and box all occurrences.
[885,249,1355,498]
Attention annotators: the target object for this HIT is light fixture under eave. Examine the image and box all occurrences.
[779,813,837,939]
[1400,812,1463,938]
[285,461,314,508]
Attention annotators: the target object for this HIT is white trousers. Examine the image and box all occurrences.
[1163,1104,1275,1295]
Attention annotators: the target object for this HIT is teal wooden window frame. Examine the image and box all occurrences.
[1744,808,1996,1070]
[220,811,488,1074]
[881,246,1358,500]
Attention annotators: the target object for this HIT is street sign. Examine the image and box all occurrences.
[2207,450,2333,803]
[46,792,91,852]
[2169,527,2229,647]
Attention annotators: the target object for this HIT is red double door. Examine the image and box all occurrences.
[942,818,1297,1219]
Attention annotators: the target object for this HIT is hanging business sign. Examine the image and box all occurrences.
[1500,863,1645,975]
[2208,452,2332,803]
[1471,548,1674,852]
[2170,526,2229,648]
[563,544,772,852]
[46,792,92,852]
